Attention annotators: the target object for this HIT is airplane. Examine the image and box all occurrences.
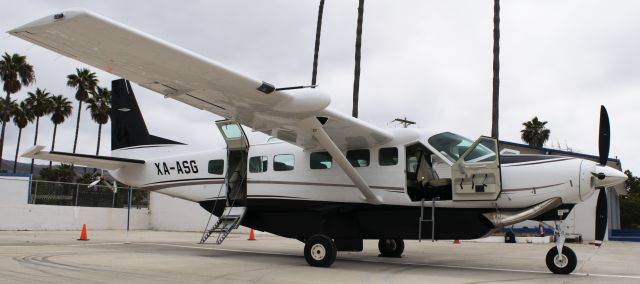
[10,9,628,274]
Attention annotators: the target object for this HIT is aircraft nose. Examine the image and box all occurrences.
[593,165,627,188]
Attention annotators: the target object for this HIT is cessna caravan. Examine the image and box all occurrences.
[11,9,627,274]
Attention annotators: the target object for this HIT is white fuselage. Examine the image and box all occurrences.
[108,128,602,210]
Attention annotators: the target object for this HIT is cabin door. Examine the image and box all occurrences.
[451,136,502,201]
[215,120,250,205]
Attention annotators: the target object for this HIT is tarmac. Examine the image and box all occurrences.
[0,230,639,283]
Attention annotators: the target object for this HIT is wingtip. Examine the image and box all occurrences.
[20,145,46,158]
[7,8,91,34]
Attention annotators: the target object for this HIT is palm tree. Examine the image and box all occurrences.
[491,0,501,138]
[0,53,35,170]
[12,100,34,173]
[25,88,53,174]
[86,86,111,156]
[521,116,551,147]
[67,68,98,154]
[352,0,365,118]
[48,95,73,168]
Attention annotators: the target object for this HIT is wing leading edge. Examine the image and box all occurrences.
[9,9,393,150]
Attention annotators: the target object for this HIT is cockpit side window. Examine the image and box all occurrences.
[428,132,496,163]
[463,139,498,163]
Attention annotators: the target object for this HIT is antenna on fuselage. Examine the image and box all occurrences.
[391,117,416,128]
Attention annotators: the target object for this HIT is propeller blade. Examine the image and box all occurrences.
[598,106,610,166]
[595,188,608,243]
[88,179,101,188]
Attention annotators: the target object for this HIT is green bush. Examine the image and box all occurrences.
[621,170,640,229]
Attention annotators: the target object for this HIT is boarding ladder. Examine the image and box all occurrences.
[200,206,246,244]
[200,177,247,245]
[418,197,438,242]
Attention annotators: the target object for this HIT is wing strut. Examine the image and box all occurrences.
[303,118,382,205]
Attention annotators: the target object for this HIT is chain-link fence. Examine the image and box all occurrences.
[30,180,149,208]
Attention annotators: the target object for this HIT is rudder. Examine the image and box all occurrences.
[110,79,183,150]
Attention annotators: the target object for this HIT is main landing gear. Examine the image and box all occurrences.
[303,236,406,267]
[378,239,404,257]
[304,234,337,267]
[544,221,577,274]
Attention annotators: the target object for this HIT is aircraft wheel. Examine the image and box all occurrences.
[304,234,337,267]
[545,246,577,274]
[378,239,404,257]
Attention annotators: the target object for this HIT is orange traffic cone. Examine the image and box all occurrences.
[453,239,461,244]
[248,228,256,241]
[78,224,89,241]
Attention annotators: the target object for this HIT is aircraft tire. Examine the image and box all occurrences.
[304,234,337,267]
[378,239,404,257]
[545,246,577,274]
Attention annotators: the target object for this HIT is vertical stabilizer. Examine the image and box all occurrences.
[111,79,183,150]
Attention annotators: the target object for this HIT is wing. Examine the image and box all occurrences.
[9,9,392,150]
[22,146,145,171]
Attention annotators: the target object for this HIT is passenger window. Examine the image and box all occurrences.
[274,154,295,171]
[249,156,268,173]
[310,152,332,169]
[347,149,370,167]
[208,159,224,175]
[379,147,398,166]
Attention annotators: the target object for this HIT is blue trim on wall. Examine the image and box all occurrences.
[501,227,554,235]
[610,230,640,242]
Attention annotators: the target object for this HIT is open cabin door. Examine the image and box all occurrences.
[215,120,249,205]
[451,136,502,201]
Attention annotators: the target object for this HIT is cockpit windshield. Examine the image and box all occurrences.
[427,132,496,163]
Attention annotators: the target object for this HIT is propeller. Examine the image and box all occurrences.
[88,179,101,188]
[87,172,118,193]
[598,105,610,166]
[594,186,608,245]
[595,105,610,244]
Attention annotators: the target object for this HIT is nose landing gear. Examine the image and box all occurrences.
[545,220,577,274]
[546,245,577,274]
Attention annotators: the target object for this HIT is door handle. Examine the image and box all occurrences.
[466,164,488,169]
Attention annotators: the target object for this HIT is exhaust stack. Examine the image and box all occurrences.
[483,198,562,228]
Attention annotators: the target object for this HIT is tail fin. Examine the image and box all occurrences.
[110,79,184,150]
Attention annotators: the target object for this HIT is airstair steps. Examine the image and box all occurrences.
[200,206,246,245]
[418,198,438,242]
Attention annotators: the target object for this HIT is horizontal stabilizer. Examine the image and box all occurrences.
[22,146,145,171]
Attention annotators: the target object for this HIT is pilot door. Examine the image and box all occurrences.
[451,136,502,201]
[215,120,249,205]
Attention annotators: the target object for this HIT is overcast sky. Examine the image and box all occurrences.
[1,0,639,173]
